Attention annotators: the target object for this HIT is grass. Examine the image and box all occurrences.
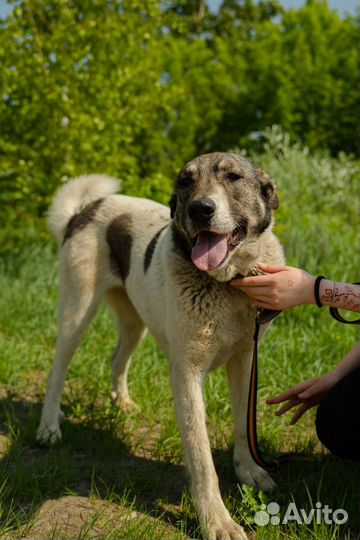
[0,135,359,539]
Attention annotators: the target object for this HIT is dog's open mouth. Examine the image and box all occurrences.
[191,227,244,272]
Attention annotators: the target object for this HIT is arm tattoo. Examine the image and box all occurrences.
[322,282,360,311]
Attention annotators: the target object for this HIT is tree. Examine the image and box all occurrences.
[212,0,359,154]
[0,0,358,235]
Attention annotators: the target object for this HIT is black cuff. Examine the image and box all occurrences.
[314,275,325,308]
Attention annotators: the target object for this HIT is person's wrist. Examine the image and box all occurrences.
[303,273,316,305]
[328,367,342,384]
[318,279,332,307]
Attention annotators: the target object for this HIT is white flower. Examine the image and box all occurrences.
[60,116,70,128]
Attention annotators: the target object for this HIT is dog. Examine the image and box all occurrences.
[37,152,285,540]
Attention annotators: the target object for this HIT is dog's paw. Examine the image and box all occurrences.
[202,517,247,540]
[36,423,62,446]
[235,462,276,493]
[111,391,139,413]
[199,500,248,540]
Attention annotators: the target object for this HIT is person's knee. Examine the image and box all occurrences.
[316,402,341,457]
[316,400,358,460]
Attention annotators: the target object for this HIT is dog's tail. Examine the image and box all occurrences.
[48,174,120,243]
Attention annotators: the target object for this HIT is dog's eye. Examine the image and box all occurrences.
[178,175,193,188]
[227,172,243,182]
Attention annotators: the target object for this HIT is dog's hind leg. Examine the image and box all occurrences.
[37,254,104,445]
[106,288,146,412]
[226,342,276,493]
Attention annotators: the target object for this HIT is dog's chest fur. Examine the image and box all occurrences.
[166,252,257,367]
[126,238,256,364]
[171,251,255,326]
[87,194,278,368]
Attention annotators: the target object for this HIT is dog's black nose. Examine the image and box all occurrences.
[188,198,216,223]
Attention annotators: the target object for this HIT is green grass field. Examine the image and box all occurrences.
[0,137,359,539]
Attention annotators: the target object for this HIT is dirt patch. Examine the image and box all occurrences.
[18,495,190,540]
[14,369,48,402]
[124,417,163,458]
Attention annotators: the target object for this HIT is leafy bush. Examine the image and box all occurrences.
[253,126,359,279]
[0,0,358,241]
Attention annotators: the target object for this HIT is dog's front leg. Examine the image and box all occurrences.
[227,347,275,493]
[170,362,247,540]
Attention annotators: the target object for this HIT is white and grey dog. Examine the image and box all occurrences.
[37,152,284,540]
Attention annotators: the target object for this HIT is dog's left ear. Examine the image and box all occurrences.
[169,193,177,219]
[256,168,279,210]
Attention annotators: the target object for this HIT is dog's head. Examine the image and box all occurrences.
[170,152,279,281]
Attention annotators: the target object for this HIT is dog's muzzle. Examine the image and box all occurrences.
[188,197,216,227]
[184,197,246,273]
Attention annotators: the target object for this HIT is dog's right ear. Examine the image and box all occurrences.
[169,194,177,219]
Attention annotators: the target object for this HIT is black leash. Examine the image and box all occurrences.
[247,309,281,471]
[247,286,360,470]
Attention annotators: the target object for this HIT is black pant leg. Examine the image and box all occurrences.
[315,366,360,462]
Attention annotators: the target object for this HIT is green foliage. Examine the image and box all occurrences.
[0,0,358,240]
[215,1,359,154]
[252,126,359,276]
[0,1,179,214]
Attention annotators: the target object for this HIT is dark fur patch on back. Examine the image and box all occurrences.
[107,214,133,282]
[144,226,167,273]
[63,198,104,244]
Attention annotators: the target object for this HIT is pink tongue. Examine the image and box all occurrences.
[191,231,228,271]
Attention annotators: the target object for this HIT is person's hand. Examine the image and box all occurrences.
[231,263,315,310]
[267,371,341,424]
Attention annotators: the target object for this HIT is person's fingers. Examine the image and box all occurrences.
[267,380,317,404]
[234,287,273,297]
[290,403,312,425]
[235,296,281,309]
[249,301,281,309]
[231,275,277,287]
[275,399,300,416]
[298,378,329,400]
[256,263,288,274]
